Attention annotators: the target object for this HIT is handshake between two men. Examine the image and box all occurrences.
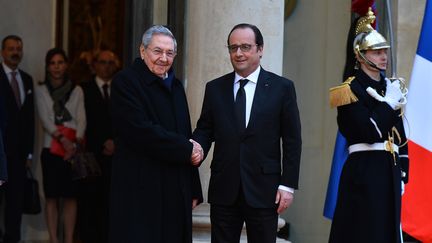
[189,139,204,166]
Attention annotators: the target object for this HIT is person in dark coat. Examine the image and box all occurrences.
[0,139,5,186]
[0,35,34,243]
[0,97,7,183]
[191,23,302,243]
[79,50,119,243]
[329,9,409,243]
[109,25,203,243]
[0,129,6,184]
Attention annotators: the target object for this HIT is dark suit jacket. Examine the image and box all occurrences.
[0,122,7,181]
[109,58,202,243]
[81,78,113,157]
[0,64,34,172]
[0,97,6,181]
[193,68,302,208]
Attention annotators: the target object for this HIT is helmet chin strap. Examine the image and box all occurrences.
[358,51,386,72]
[355,45,386,72]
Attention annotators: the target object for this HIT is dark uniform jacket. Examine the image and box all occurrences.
[109,58,203,243]
[329,69,409,243]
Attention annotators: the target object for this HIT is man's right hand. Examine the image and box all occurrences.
[189,139,203,166]
[103,139,115,156]
[366,79,406,110]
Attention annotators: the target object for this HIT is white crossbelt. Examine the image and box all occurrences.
[348,141,399,154]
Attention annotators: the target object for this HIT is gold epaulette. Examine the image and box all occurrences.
[329,76,358,108]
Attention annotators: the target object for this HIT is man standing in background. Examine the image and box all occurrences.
[0,35,34,243]
[79,50,119,243]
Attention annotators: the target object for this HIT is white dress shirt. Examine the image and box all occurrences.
[2,62,25,104]
[95,76,111,97]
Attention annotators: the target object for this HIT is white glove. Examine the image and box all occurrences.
[366,79,406,110]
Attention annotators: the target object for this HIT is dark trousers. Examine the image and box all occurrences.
[1,158,25,243]
[210,191,278,243]
[77,156,111,243]
[78,178,107,243]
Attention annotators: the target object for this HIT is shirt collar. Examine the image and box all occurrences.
[95,76,111,89]
[234,65,260,85]
[2,62,18,74]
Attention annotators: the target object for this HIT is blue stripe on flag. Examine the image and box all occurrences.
[323,131,349,219]
[418,0,432,62]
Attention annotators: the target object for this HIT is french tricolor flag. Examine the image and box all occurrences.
[402,0,432,242]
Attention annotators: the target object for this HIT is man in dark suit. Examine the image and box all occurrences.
[109,25,203,243]
[0,35,34,243]
[192,23,302,243]
[79,50,119,243]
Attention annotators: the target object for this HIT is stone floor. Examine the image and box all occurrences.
[21,203,293,243]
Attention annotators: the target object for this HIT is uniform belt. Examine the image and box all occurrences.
[348,142,399,154]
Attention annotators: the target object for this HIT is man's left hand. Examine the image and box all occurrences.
[192,198,199,209]
[25,159,32,169]
[275,189,294,214]
[103,139,115,156]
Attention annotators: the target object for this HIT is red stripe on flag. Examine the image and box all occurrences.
[351,0,375,15]
[402,141,432,242]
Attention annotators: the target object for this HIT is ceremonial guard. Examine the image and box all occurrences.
[329,9,409,243]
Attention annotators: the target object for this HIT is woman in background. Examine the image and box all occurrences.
[35,48,86,243]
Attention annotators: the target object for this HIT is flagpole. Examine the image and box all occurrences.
[385,0,396,78]
[384,1,405,242]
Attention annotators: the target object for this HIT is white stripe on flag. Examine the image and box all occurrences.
[405,54,432,152]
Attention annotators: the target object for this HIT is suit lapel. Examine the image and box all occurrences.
[0,65,19,110]
[91,79,105,102]
[0,65,12,95]
[19,70,33,106]
[220,72,238,131]
[246,69,270,132]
